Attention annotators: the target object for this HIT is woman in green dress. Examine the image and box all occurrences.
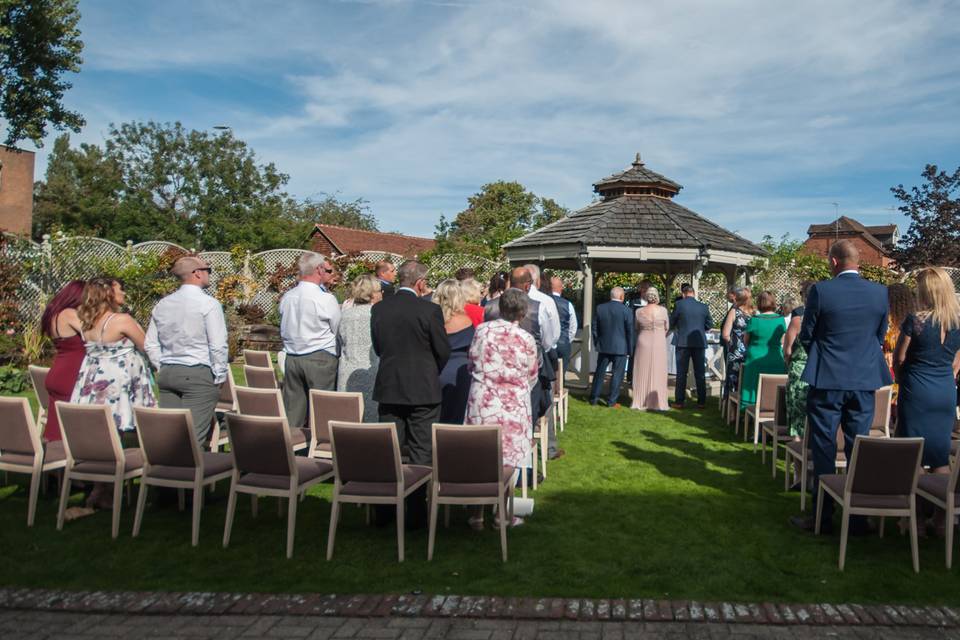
[739,291,786,407]
[783,281,814,438]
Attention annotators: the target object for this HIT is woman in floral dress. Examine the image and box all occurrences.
[465,289,539,527]
[783,282,814,441]
[721,288,754,402]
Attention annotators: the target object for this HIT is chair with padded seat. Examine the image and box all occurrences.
[0,396,67,525]
[308,390,363,460]
[428,424,515,562]
[222,413,333,558]
[208,368,239,453]
[761,384,791,475]
[746,373,787,449]
[55,402,145,538]
[916,457,960,569]
[326,421,432,562]
[243,349,272,369]
[816,435,924,572]
[243,365,278,390]
[234,386,308,452]
[27,365,51,432]
[133,406,234,546]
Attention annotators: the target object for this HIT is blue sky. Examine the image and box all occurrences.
[23,0,960,243]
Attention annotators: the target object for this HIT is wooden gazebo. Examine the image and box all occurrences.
[503,153,767,388]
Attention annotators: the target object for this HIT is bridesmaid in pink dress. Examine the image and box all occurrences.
[39,280,87,442]
[630,287,670,411]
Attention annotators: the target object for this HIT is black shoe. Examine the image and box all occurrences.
[790,514,832,535]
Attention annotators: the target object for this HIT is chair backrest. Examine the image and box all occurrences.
[226,413,293,477]
[28,366,50,411]
[243,349,272,368]
[134,406,200,469]
[871,386,894,437]
[0,396,40,457]
[56,401,123,464]
[845,436,923,497]
[556,359,565,394]
[310,390,363,445]
[329,421,401,485]
[243,365,277,389]
[757,374,788,412]
[218,368,238,411]
[235,386,285,418]
[433,424,502,485]
[774,385,787,426]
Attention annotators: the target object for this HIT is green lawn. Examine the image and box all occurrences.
[3,388,958,606]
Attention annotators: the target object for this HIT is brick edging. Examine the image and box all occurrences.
[0,588,956,627]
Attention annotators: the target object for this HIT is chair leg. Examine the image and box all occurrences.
[532,445,538,491]
[838,511,850,571]
[761,429,767,463]
[56,469,71,530]
[800,460,808,512]
[286,493,297,559]
[428,495,439,561]
[191,482,203,547]
[540,428,548,480]
[111,478,124,539]
[910,501,920,573]
[946,505,954,570]
[396,501,405,562]
[223,480,238,548]
[499,494,508,562]
[784,453,791,491]
[133,483,148,537]
[251,495,258,518]
[521,465,527,499]
[27,469,41,527]
[326,498,340,560]
[814,485,824,534]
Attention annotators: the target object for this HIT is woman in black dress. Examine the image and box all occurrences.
[435,279,475,424]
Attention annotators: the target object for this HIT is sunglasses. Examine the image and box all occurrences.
[320,267,334,274]
[194,267,213,273]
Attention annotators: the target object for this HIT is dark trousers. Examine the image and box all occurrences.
[807,388,876,523]
[590,353,627,405]
[157,365,220,444]
[281,350,338,430]
[378,402,440,526]
[675,347,706,405]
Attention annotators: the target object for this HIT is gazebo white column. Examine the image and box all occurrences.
[577,256,594,388]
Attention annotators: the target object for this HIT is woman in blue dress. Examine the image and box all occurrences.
[894,267,960,474]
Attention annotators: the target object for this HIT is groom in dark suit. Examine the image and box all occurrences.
[589,287,634,407]
[670,284,713,409]
[790,240,892,534]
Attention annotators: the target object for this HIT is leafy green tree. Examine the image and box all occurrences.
[0,0,84,146]
[434,181,570,259]
[891,164,960,269]
[286,194,378,232]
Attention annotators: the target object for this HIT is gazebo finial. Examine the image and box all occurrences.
[633,152,643,166]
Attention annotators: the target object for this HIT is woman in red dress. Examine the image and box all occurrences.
[40,280,87,442]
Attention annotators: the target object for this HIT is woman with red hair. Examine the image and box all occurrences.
[40,280,87,441]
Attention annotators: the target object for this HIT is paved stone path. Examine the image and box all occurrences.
[1,610,957,640]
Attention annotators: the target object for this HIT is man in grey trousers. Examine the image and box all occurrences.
[279,252,341,430]
[145,256,229,443]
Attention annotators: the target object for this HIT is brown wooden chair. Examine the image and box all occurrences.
[243,349,272,368]
[132,407,234,546]
[761,384,791,475]
[209,368,238,453]
[916,460,960,569]
[222,413,333,558]
[816,435,924,572]
[27,365,51,432]
[326,421,431,562]
[747,373,787,449]
[0,396,67,525]
[234,386,307,452]
[243,365,278,389]
[428,424,515,562]
[308,390,363,460]
[55,402,144,538]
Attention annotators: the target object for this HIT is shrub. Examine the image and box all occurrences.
[0,365,28,393]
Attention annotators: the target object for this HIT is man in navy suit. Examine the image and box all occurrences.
[790,240,892,534]
[590,287,634,407]
[670,284,713,409]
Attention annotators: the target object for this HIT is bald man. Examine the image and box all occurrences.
[589,287,635,407]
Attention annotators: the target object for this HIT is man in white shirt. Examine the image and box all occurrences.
[523,264,565,461]
[145,256,229,443]
[279,252,341,430]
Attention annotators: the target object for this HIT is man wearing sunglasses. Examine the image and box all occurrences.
[279,251,341,431]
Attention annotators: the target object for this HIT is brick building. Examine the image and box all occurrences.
[309,224,435,258]
[0,145,35,236]
[803,216,899,268]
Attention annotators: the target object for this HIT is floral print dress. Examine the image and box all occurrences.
[725,308,749,397]
[465,319,539,469]
[71,314,157,432]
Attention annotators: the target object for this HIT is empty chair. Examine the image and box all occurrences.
[783,419,812,510]
[916,458,960,568]
[326,421,431,562]
[815,435,924,572]
[308,390,363,459]
[28,365,51,432]
[553,360,569,431]
[243,349,272,368]
[243,365,278,389]
[133,407,234,546]
[209,368,238,453]
[222,413,333,558]
[55,402,145,538]
[234,386,307,452]
[762,384,791,474]
[869,386,894,438]
[428,424,515,561]
[0,396,67,525]
[747,373,788,449]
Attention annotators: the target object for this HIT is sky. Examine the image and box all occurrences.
[21,0,960,243]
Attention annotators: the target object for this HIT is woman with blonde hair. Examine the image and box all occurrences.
[630,286,670,411]
[435,278,475,423]
[337,274,383,421]
[894,267,960,478]
[460,277,485,326]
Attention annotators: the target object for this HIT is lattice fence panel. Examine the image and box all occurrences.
[131,241,188,256]
[424,252,506,284]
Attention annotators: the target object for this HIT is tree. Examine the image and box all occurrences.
[0,0,84,146]
[434,181,570,258]
[285,194,379,232]
[891,164,960,270]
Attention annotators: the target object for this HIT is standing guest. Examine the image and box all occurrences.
[670,284,713,409]
[739,291,786,408]
[523,264,562,459]
[145,256,228,444]
[375,261,396,297]
[460,278,485,327]
[626,279,652,384]
[630,286,669,411]
[590,287,634,408]
[549,275,578,370]
[719,285,739,348]
[71,277,157,509]
[721,288,752,408]
[279,252,341,430]
[465,289,539,528]
[483,271,508,307]
[434,279,475,423]
[454,267,475,281]
[783,282,814,443]
[336,274,383,422]
[39,280,86,442]
[790,240,892,534]
[884,283,917,404]
[893,267,960,477]
[372,260,450,526]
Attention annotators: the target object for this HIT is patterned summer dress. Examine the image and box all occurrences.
[724,308,749,397]
[71,314,157,432]
[785,306,809,438]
